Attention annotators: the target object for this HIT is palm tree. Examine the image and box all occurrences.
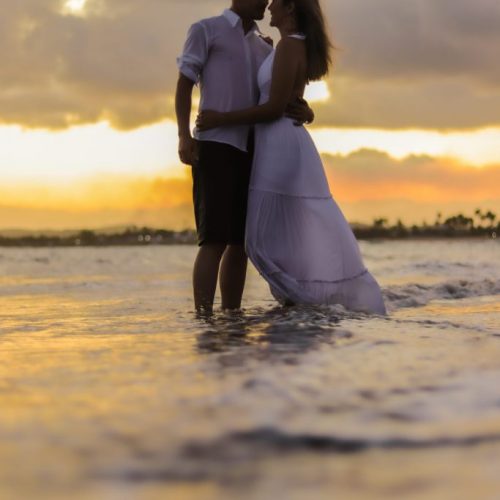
[434,211,442,226]
[373,217,388,229]
[474,208,483,228]
[484,211,497,228]
[444,214,473,231]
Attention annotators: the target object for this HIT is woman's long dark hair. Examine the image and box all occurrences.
[284,0,333,81]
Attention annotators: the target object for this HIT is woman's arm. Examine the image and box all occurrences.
[197,38,300,130]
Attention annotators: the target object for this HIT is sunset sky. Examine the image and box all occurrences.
[1,0,499,231]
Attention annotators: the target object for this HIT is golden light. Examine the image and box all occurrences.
[2,121,500,191]
[0,121,182,185]
[63,0,87,14]
[310,127,500,167]
[304,81,330,103]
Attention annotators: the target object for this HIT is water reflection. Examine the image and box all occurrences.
[194,305,352,363]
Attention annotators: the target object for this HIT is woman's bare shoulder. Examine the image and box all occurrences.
[275,36,306,60]
[276,36,304,50]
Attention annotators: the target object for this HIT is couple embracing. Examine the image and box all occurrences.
[176,0,386,316]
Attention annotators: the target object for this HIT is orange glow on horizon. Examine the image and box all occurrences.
[0,174,192,212]
[2,156,498,213]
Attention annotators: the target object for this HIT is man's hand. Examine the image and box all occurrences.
[285,97,314,126]
[178,135,198,166]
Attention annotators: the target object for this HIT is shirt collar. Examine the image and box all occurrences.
[223,8,259,33]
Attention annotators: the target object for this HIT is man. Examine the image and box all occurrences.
[176,0,313,314]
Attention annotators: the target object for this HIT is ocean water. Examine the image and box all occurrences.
[0,240,499,500]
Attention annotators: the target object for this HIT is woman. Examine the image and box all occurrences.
[197,0,386,315]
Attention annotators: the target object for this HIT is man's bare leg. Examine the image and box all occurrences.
[193,243,226,313]
[219,244,248,310]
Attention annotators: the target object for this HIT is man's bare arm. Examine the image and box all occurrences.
[175,73,198,165]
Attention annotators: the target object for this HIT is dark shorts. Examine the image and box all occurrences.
[192,139,253,246]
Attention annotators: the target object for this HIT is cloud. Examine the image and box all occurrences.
[0,170,196,230]
[0,0,221,129]
[0,150,498,229]
[1,0,499,130]
[0,171,193,210]
[312,76,500,130]
[327,0,500,86]
[0,203,194,232]
[315,0,500,129]
[321,149,500,203]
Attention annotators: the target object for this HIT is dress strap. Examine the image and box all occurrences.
[288,33,306,40]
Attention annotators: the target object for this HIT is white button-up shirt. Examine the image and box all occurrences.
[177,9,273,152]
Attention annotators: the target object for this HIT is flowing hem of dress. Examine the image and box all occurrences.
[286,268,370,284]
[246,189,387,315]
[264,267,386,315]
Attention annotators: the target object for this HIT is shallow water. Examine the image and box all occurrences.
[0,240,499,499]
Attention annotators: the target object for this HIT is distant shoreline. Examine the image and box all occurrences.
[0,225,497,247]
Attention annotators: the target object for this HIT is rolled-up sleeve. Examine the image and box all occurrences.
[176,22,209,84]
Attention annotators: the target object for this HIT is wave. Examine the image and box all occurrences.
[383,278,500,310]
[180,427,500,459]
[98,427,500,484]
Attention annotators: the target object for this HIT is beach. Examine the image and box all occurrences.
[1,240,499,499]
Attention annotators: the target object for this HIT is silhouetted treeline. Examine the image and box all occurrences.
[355,209,497,239]
[0,210,497,247]
[0,227,196,247]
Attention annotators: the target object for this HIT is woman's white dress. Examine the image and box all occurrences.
[245,42,387,315]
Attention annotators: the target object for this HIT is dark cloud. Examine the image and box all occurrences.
[1,0,499,130]
[0,0,220,129]
[328,0,500,86]
[313,76,500,129]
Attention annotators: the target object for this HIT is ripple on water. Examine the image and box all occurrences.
[0,244,499,499]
